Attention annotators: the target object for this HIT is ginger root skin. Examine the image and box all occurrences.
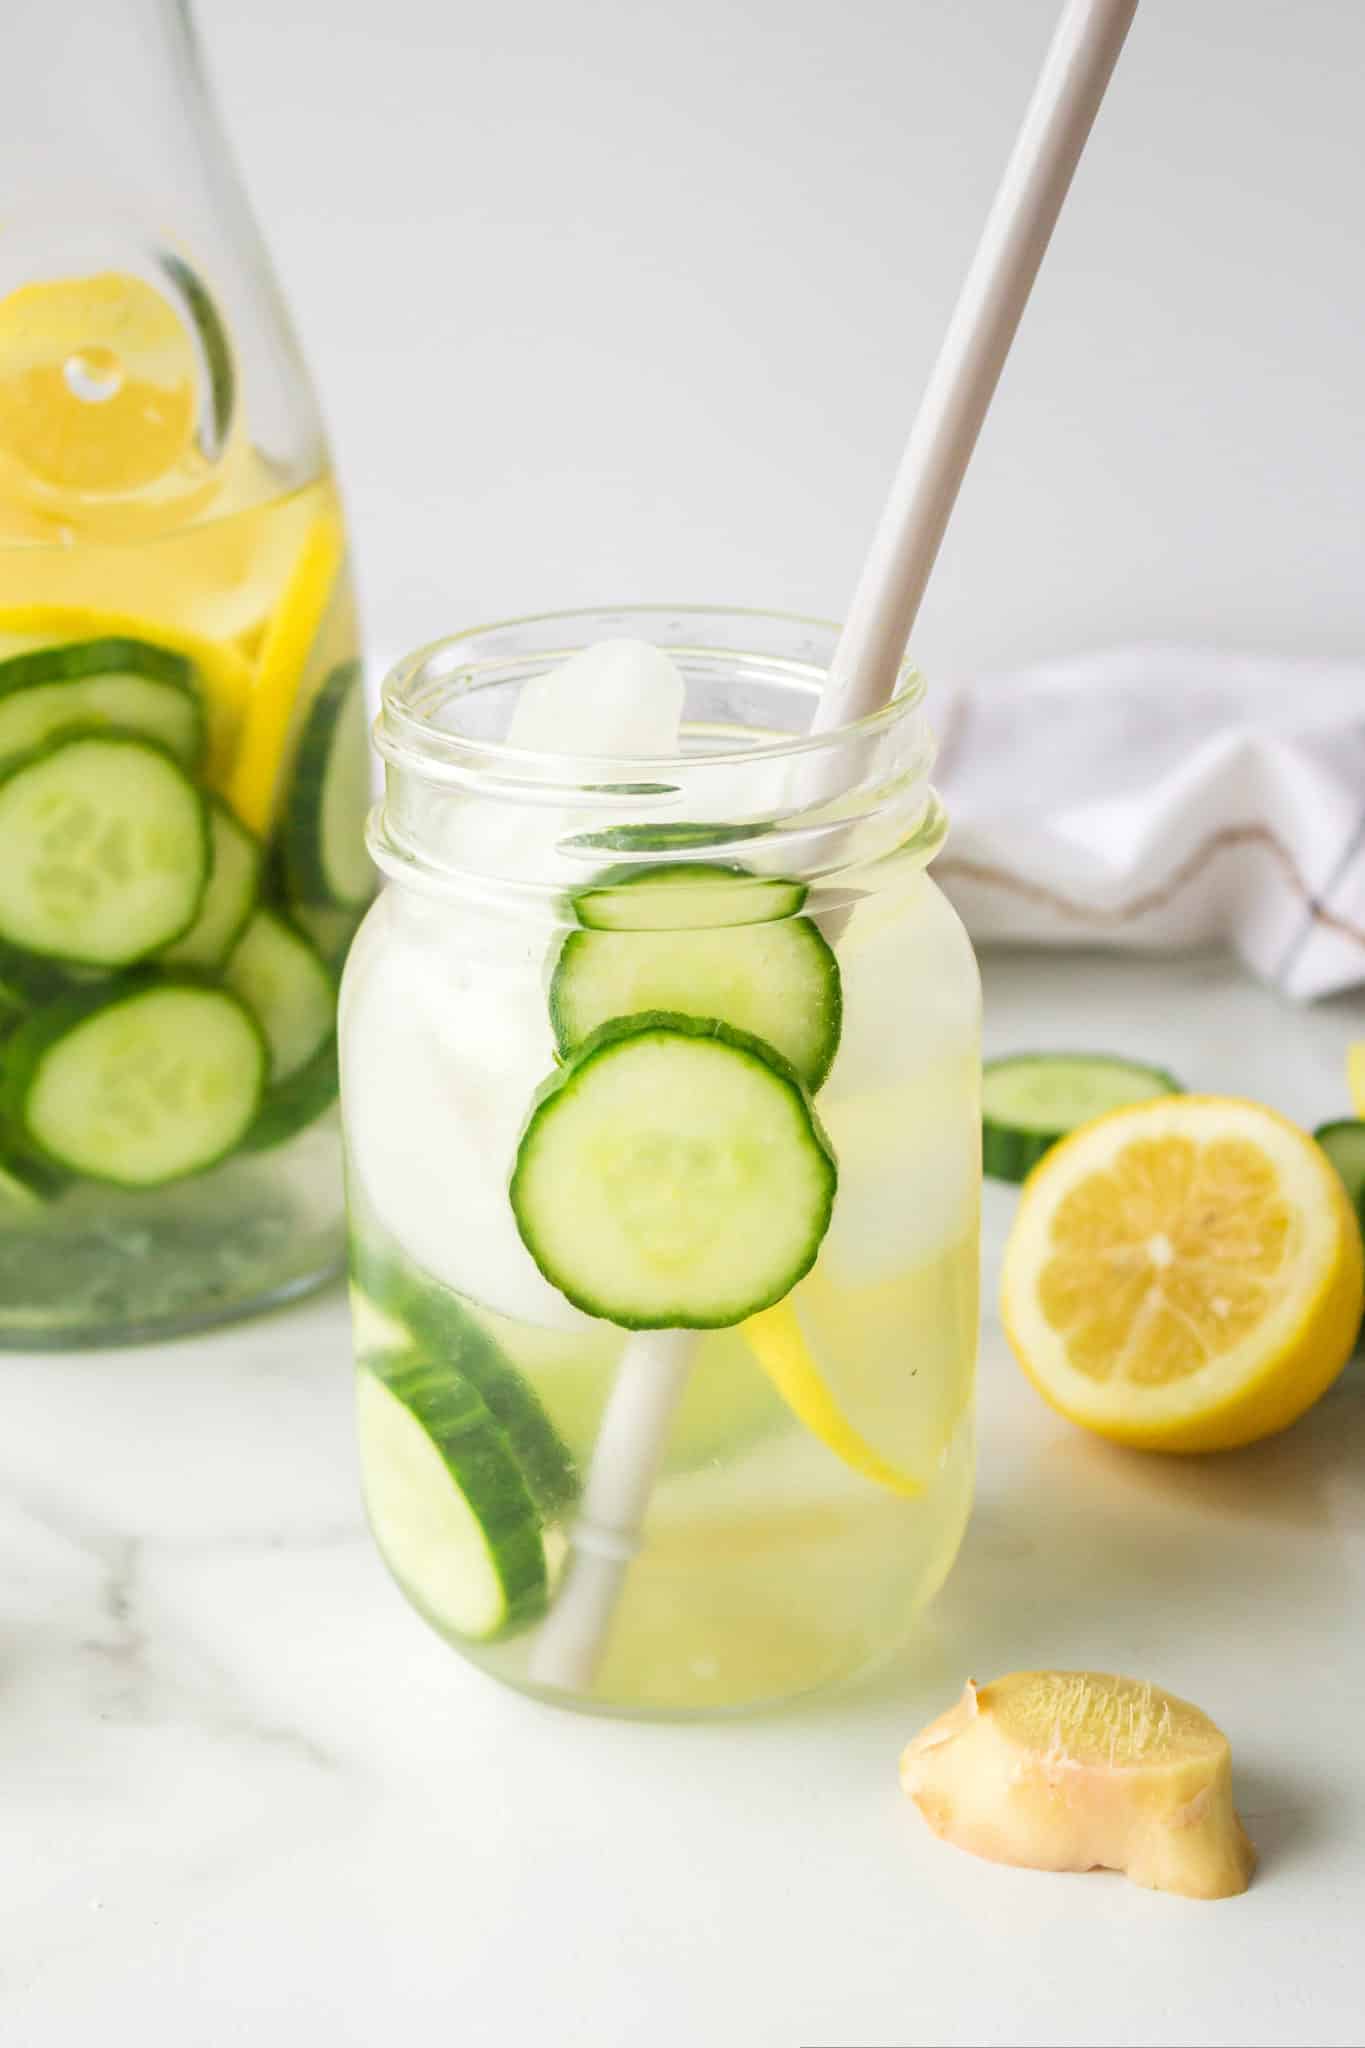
[900,1671,1256,1900]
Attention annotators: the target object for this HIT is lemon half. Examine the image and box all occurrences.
[1001,1095,1362,1452]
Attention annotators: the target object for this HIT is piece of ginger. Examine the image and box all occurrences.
[900,1671,1255,1900]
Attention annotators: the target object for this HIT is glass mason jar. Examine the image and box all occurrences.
[0,1,371,1345]
[342,607,980,1715]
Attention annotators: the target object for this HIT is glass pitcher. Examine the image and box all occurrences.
[0,1,372,1345]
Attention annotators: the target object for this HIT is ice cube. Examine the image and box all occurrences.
[507,638,686,757]
[341,921,593,1331]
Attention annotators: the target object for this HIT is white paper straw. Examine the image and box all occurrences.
[529,0,1139,1696]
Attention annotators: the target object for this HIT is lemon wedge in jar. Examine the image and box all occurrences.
[742,1300,924,1496]
[1001,1095,1362,1452]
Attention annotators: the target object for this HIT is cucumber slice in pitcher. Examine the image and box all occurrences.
[358,1358,549,1642]
[0,732,209,967]
[982,1052,1185,1183]
[280,660,375,910]
[238,1038,339,1153]
[2,977,267,1187]
[159,799,261,970]
[223,907,335,1083]
[0,637,204,771]
[511,1012,837,1330]
[552,866,842,1092]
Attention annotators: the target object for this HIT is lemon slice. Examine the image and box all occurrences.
[228,508,344,833]
[0,602,252,780]
[1002,1095,1363,1452]
[0,272,198,497]
[741,1299,923,1496]
[1349,1043,1365,1117]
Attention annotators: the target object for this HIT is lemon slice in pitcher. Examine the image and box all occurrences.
[1002,1095,1363,1451]
[0,272,199,497]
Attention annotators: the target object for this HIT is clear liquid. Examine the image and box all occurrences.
[353,1226,977,1713]
[344,874,981,1712]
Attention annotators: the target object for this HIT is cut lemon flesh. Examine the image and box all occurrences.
[1001,1095,1363,1452]
[1349,1043,1365,1118]
[741,1299,923,1496]
[0,272,198,499]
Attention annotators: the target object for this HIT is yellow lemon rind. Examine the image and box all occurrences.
[1000,1094,1363,1454]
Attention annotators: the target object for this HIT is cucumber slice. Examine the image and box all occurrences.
[0,1147,67,1208]
[0,733,209,967]
[159,799,261,970]
[2,977,267,1187]
[280,660,375,909]
[982,1052,1185,1183]
[239,1038,338,1153]
[0,637,204,771]
[358,1358,548,1642]
[1315,1121,1365,1229]
[573,862,807,933]
[291,900,367,970]
[349,1248,578,1516]
[223,908,335,1084]
[552,873,842,1092]
[511,1012,838,1330]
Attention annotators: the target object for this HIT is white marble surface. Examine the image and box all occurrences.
[4,948,1363,2048]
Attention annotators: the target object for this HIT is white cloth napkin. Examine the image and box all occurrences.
[930,646,1365,1003]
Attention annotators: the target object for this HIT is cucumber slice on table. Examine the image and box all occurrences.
[1315,1121,1365,1229]
[0,637,204,771]
[2,977,267,1187]
[552,867,842,1092]
[982,1052,1185,1183]
[279,660,375,910]
[0,733,208,967]
[357,1358,549,1642]
[159,799,261,969]
[349,1252,578,1517]
[511,1011,837,1329]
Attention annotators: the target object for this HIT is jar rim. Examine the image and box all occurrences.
[379,603,927,777]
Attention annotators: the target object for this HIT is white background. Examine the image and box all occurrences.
[202,0,1365,682]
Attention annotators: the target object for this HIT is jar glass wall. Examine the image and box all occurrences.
[342,608,980,1715]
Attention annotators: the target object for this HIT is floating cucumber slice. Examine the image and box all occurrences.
[572,862,806,932]
[349,1251,578,1516]
[159,799,261,970]
[982,1052,1185,1183]
[1315,1120,1365,1229]
[511,1012,837,1329]
[0,732,209,967]
[357,1358,548,1642]
[280,660,375,909]
[223,908,335,1084]
[2,976,267,1187]
[0,637,204,771]
[552,871,842,1092]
